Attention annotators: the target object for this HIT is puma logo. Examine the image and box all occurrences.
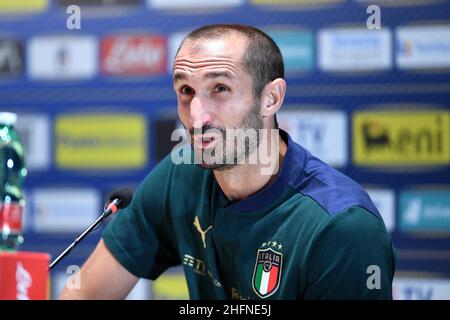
[193,216,212,249]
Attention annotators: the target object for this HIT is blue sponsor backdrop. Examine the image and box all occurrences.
[1,0,450,297]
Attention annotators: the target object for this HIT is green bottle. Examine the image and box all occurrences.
[0,112,27,251]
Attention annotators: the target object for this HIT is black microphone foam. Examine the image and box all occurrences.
[109,187,133,209]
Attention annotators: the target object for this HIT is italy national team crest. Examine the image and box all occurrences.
[252,247,283,298]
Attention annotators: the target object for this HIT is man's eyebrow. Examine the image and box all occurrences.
[203,71,232,80]
[173,71,233,83]
[173,73,187,83]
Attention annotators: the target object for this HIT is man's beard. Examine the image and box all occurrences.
[188,99,264,171]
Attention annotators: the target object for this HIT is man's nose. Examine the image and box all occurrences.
[189,96,211,128]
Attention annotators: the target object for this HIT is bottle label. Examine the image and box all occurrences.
[0,203,23,233]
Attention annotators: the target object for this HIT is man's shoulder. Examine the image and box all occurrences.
[288,147,380,220]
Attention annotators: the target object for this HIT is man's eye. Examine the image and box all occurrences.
[214,85,230,93]
[180,86,194,95]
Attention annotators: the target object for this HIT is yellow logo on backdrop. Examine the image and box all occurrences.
[353,111,450,166]
[152,272,189,300]
[0,0,47,12]
[55,114,147,169]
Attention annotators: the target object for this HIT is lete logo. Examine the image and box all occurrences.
[101,35,166,75]
[16,262,32,300]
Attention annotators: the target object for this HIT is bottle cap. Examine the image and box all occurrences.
[0,112,17,126]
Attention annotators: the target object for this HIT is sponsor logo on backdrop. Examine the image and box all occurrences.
[16,262,32,300]
[28,36,97,80]
[0,0,47,13]
[101,35,166,76]
[15,114,51,171]
[57,0,139,7]
[396,26,450,69]
[268,30,314,72]
[152,271,189,299]
[147,0,242,9]
[55,114,147,169]
[393,278,450,300]
[0,39,23,77]
[399,190,450,232]
[32,188,100,233]
[366,188,395,232]
[278,110,347,167]
[318,28,392,72]
[353,111,450,166]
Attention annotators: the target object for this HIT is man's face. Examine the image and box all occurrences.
[173,34,263,170]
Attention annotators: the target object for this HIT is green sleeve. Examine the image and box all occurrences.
[102,155,180,280]
[303,206,396,300]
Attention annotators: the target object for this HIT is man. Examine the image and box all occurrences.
[59,24,396,300]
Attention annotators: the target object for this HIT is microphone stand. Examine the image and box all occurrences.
[48,198,120,271]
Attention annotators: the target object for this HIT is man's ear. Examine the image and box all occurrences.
[260,78,286,118]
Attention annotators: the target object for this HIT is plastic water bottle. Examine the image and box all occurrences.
[0,112,27,251]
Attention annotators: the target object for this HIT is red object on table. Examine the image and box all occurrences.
[0,251,50,300]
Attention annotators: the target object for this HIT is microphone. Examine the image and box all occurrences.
[48,187,133,271]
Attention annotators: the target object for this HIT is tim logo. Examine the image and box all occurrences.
[16,262,32,300]
[298,122,326,147]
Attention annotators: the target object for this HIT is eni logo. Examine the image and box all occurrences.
[193,216,212,249]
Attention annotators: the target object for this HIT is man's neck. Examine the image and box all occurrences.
[213,132,288,203]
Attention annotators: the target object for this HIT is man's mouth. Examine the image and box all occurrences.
[192,135,219,149]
